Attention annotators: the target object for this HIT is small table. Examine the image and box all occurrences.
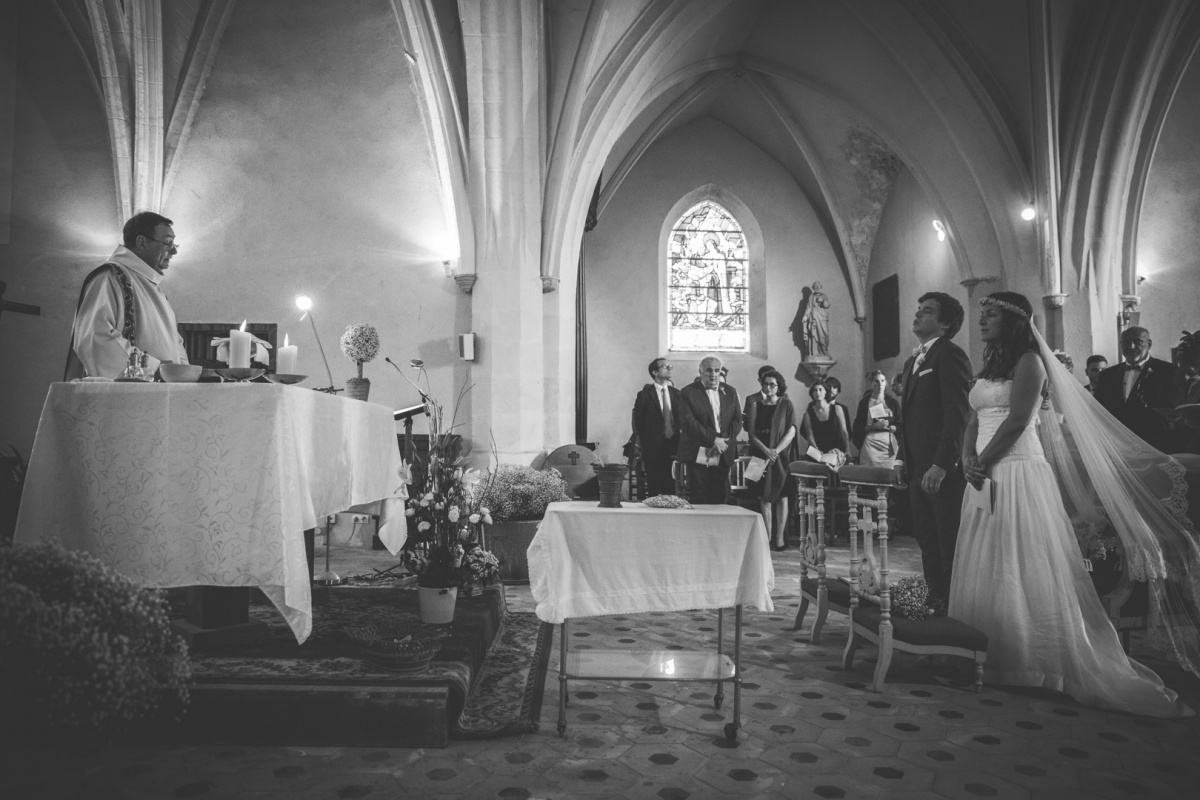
[528,501,774,740]
[14,382,406,644]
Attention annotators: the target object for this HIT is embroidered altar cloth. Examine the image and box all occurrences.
[528,501,775,624]
[14,382,406,643]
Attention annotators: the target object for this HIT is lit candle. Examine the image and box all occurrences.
[230,320,251,369]
[277,334,298,375]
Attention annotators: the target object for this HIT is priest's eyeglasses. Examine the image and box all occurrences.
[147,237,179,252]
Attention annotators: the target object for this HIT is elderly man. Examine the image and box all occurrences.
[65,211,189,379]
[678,356,742,504]
[1094,326,1180,452]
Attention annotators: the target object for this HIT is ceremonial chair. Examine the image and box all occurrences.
[728,456,753,507]
[838,465,988,692]
[792,461,843,642]
[671,457,692,501]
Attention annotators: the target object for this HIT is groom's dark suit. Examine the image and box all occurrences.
[678,381,742,504]
[900,336,972,603]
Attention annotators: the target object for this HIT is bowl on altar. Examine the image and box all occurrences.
[216,367,266,382]
[346,619,448,673]
[158,363,203,383]
[267,373,308,385]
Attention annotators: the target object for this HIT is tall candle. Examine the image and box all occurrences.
[277,334,298,375]
[230,322,251,369]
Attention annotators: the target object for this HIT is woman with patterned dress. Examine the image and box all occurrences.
[950,291,1193,717]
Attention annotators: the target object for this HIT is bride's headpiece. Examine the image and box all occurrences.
[980,296,1029,319]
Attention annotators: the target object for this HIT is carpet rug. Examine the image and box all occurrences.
[184,586,552,739]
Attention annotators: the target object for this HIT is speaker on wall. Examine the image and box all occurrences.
[872,274,900,361]
[458,333,476,361]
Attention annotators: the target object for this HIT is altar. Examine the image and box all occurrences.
[13,381,406,643]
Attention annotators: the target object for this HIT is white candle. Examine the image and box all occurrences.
[230,322,251,369]
[277,334,298,375]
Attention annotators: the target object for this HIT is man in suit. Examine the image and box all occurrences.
[631,357,683,498]
[678,355,742,504]
[1094,326,1180,452]
[1084,354,1108,395]
[900,291,972,613]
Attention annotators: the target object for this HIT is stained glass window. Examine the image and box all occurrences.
[667,201,749,352]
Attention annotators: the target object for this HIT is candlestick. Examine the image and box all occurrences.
[229,322,251,369]
[277,334,298,375]
[296,295,336,391]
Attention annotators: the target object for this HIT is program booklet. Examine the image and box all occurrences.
[966,478,995,513]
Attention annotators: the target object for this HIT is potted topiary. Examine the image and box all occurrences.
[0,543,191,744]
[477,465,570,584]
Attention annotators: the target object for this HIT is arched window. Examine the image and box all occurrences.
[667,201,749,352]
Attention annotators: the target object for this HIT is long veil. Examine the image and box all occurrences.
[1033,325,1200,677]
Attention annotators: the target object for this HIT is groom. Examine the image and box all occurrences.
[900,292,972,613]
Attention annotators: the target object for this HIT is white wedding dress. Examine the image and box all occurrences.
[949,378,1191,717]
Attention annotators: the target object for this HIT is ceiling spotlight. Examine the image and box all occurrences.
[1021,205,1036,221]
[932,220,946,242]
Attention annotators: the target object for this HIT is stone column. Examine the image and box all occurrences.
[460,0,546,464]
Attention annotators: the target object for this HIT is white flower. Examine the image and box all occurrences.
[417,521,431,532]
[339,323,380,363]
[480,507,490,516]
[435,502,444,510]
[448,507,460,522]
[469,513,481,524]
[420,499,430,507]
[404,508,415,517]
[483,513,493,525]
[423,492,434,502]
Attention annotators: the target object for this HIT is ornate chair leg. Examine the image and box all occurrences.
[972,657,984,692]
[872,625,894,692]
[793,596,810,632]
[842,620,858,670]
[810,585,828,645]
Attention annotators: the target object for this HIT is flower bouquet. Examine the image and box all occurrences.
[340,323,380,400]
[460,546,501,596]
[889,574,932,621]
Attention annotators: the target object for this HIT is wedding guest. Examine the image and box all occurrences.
[1084,355,1108,395]
[899,291,971,613]
[824,376,853,446]
[678,356,742,504]
[800,381,850,458]
[852,370,900,469]
[746,370,798,550]
[1094,326,1180,452]
[743,364,778,427]
[631,358,682,498]
[65,211,190,379]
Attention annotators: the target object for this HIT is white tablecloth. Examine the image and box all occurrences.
[14,382,407,643]
[528,501,775,624]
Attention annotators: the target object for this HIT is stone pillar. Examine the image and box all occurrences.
[461,0,546,464]
[959,276,999,364]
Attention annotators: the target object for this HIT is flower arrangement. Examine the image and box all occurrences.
[461,546,501,593]
[0,544,191,739]
[395,359,494,588]
[1076,523,1122,563]
[477,465,570,522]
[889,574,932,621]
[340,323,380,379]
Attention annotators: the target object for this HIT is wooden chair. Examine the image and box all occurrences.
[671,457,691,501]
[728,456,752,507]
[792,461,843,643]
[839,465,988,692]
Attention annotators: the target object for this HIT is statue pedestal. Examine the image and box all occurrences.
[797,357,837,382]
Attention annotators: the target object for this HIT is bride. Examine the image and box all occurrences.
[950,291,1197,717]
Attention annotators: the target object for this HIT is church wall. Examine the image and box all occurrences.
[1136,55,1200,362]
[0,1,122,457]
[584,117,858,460]
[865,169,967,383]
[166,0,464,422]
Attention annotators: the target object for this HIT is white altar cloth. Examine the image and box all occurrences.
[14,382,407,643]
[528,501,775,624]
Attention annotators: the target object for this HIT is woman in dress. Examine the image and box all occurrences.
[824,376,853,448]
[746,370,798,550]
[950,291,1194,717]
[801,380,850,459]
[852,370,900,468]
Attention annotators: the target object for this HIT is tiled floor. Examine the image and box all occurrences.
[7,537,1200,799]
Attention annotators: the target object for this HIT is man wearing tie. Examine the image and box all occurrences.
[1094,326,1180,452]
[899,292,971,613]
[678,356,742,504]
[631,358,683,498]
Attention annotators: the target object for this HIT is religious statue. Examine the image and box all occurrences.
[790,281,831,360]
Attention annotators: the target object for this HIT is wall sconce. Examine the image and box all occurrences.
[932,220,946,242]
[1137,274,1146,285]
[442,259,455,277]
[404,50,417,65]
[1020,204,1036,221]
